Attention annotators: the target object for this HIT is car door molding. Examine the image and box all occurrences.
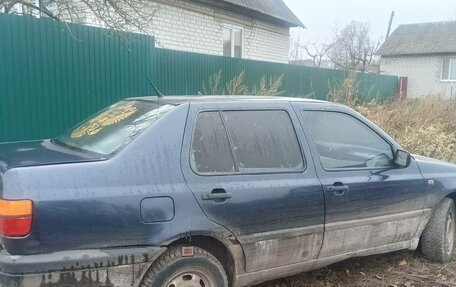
[237,224,324,244]
[325,209,429,231]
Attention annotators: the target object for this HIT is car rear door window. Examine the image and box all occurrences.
[302,111,394,171]
[222,110,304,173]
[191,112,235,174]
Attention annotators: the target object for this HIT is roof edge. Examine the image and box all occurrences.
[378,52,456,57]
[377,21,456,56]
[191,0,305,28]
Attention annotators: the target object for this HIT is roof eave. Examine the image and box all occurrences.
[192,0,305,28]
[379,51,456,57]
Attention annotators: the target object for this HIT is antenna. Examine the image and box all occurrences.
[119,38,164,98]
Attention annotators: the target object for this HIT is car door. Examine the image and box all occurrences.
[181,101,325,272]
[294,103,427,258]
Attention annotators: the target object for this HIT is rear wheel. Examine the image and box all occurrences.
[421,198,456,263]
[140,246,228,287]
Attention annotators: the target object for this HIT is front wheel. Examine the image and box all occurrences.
[140,246,228,287]
[420,198,456,263]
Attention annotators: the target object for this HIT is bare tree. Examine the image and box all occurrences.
[302,42,332,67]
[0,0,159,33]
[290,34,331,67]
[289,33,305,62]
[327,21,381,72]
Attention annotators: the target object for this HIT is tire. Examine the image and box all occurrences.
[421,198,456,263]
[140,245,228,287]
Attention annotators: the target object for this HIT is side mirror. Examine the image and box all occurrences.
[394,150,411,168]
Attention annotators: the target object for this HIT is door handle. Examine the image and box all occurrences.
[201,189,232,201]
[326,183,349,195]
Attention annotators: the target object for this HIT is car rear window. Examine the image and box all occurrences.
[191,110,304,175]
[56,100,175,155]
[223,111,304,173]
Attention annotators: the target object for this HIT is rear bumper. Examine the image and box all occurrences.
[0,246,166,287]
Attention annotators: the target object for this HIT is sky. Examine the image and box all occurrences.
[283,0,456,43]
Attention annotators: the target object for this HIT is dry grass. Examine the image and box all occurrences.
[328,70,360,107]
[357,97,456,164]
[327,71,456,164]
[226,71,248,95]
[256,251,456,287]
[254,74,285,97]
[201,70,284,97]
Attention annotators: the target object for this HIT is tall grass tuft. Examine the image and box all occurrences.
[201,70,284,97]
[358,97,456,163]
[328,70,360,107]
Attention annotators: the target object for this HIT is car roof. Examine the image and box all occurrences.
[127,95,329,105]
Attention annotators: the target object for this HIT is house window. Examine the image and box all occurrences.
[223,26,242,58]
[442,58,456,81]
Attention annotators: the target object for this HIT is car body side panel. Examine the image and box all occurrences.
[316,163,427,257]
[0,104,230,256]
[181,102,325,273]
[0,140,105,174]
[414,155,456,209]
[292,102,427,257]
[0,246,165,287]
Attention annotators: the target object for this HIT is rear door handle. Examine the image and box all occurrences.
[326,183,349,195]
[201,189,232,201]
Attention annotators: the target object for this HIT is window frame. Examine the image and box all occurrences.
[441,58,456,82]
[302,110,397,173]
[223,24,244,59]
[190,109,307,177]
[189,110,237,176]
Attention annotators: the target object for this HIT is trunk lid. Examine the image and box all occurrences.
[0,140,105,173]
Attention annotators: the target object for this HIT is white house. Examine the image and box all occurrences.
[147,0,304,63]
[377,21,456,98]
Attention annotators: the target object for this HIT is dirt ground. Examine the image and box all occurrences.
[255,251,456,287]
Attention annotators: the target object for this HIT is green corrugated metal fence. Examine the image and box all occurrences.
[0,14,155,142]
[155,49,398,101]
[0,13,398,143]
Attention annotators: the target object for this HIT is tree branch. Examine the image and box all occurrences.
[4,0,58,20]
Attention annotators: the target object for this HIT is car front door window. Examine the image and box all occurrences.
[302,111,394,171]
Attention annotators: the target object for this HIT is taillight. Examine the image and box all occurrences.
[0,199,33,237]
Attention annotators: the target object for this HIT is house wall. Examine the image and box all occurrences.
[147,0,290,63]
[380,55,456,98]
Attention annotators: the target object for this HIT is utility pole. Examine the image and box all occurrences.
[386,11,395,40]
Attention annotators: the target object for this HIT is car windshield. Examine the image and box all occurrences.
[56,100,175,155]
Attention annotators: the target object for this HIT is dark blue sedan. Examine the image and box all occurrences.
[0,96,454,287]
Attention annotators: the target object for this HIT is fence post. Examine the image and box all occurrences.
[397,77,408,99]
